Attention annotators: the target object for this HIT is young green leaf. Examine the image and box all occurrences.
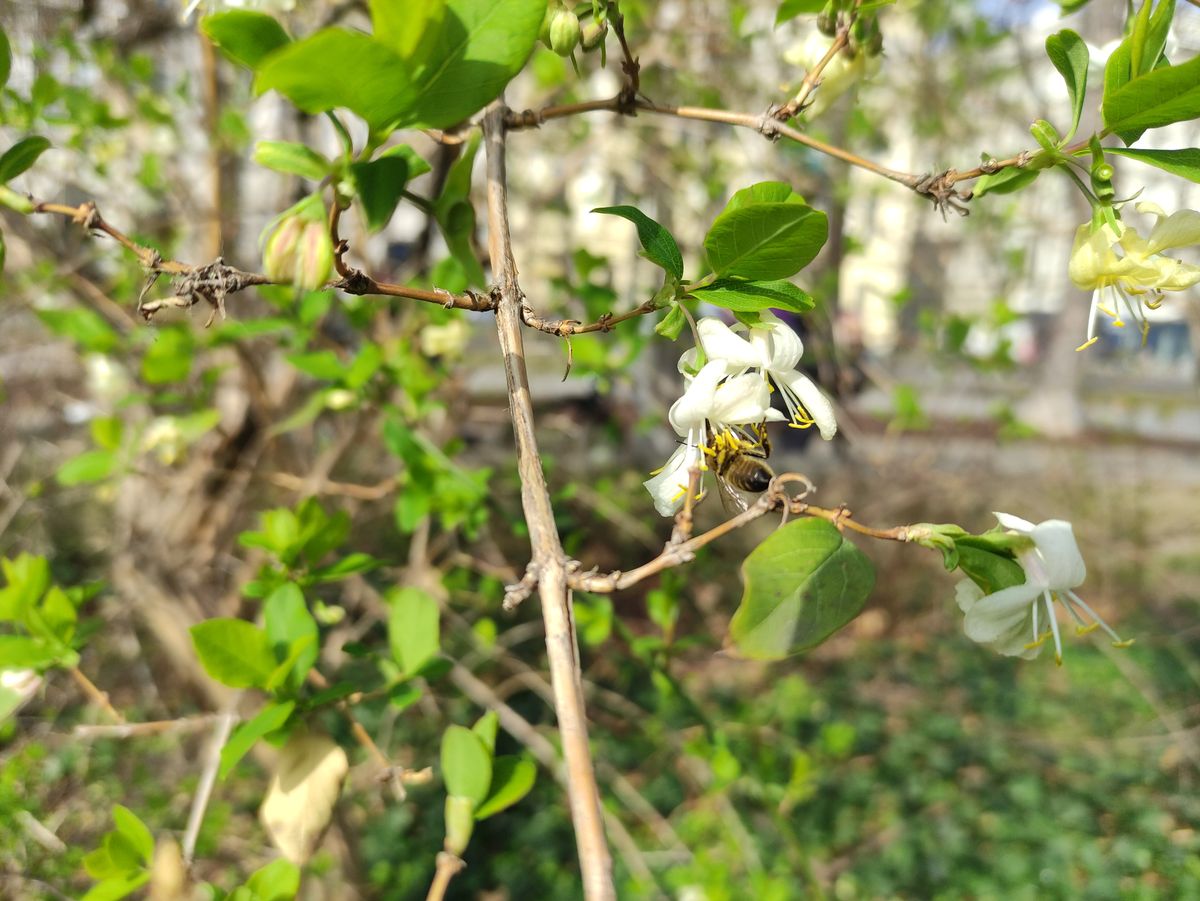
[1045,30,1088,141]
[592,205,684,279]
[243,858,302,901]
[0,136,51,183]
[1107,146,1200,184]
[253,140,332,181]
[111,806,154,866]
[0,26,11,91]
[730,519,875,659]
[56,449,117,486]
[704,202,828,281]
[0,634,65,669]
[1103,54,1200,142]
[654,302,687,339]
[473,710,499,754]
[434,133,486,287]
[370,0,446,60]
[350,155,410,232]
[201,11,291,69]
[404,0,547,129]
[190,619,277,689]
[723,181,804,210]
[474,756,536,819]
[220,700,296,779]
[689,278,814,314]
[441,724,493,806]
[953,542,1025,595]
[775,0,827,25]
[79,871,150,901]
[971,166,1041,198]
[263,583,319,691]
[388,586,440,678]
[382,144,433,179]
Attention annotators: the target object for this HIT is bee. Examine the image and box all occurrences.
[706,422,775,512]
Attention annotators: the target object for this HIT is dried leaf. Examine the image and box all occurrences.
[259,731,349,865]
[148,836,187,901]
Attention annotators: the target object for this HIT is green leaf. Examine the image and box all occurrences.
[371,0,446,60]
[472,710,499,754]
[592,205,684,279]
[190,619,277,689]
[220,700,296,779]
[201,11,291,69]
[56,449,117,486]
[404,0,546,128]
[253,140,331,181]
[0,27,11,91]
[654,302,687,340]
[971,165,1041,198]
[0,634,63,669]
[382,144,432,179]
[83,845,122,880]
[1107,147,1200,184]
[111,806,153,866]
[441,724,492,806]
[474,756,536,819]
[0,136,51,183]
[80,872,150,901]
[953,542,1025,595]
[90,416,123,451]
[286,350,345,381]
[0,554,50,622]
[350,155,410,232]
[775,0,826,25]
[1045,30,1088,141]
[244,858,302,901]
[435,133,486,287]
[1103,54,1200,141]
[704,202,828,281]
[724,181,804,210]
[263,583,319,691]
[256,29,415,133]
[388,587,440,678]
[308,553,379,583]
[690,278,814,314]
[141,327,193,384]
[36,308,120,353]
[730,519,875,659]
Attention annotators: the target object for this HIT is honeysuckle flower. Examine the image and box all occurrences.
[1069,202,1200,351]
[955,513,1131,664]
[690,314,838,440]
[643,360,779,516]
[782,31,881,119]
[182,0,294,20]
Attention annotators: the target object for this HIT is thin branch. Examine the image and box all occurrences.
[182,706,238,866]
[482,100,616,901]
[520,298,661,337]
[69,667,124,723]
[73,714,222,739]
[571,475,916,594]
[425,852,466,901]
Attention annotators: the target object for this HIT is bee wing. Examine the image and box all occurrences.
[717,475,750,514]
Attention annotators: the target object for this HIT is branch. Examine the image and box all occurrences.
[571,474,917,594]
[69,666,124,723]
[181,705,238,866]
[424,852,466,901]
[481,100,616,901]
[520,298,661,337]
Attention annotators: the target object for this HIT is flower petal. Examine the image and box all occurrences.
[758,311,804,373]
[777,370,838,439]
[709,372,772,426]
[955,578,984,614]
[668,360,726,434]
[993,512,1035,533]
[697,318,758,371]
[1141,204,1200,253]
[1028,519,1086,588]
[643,444,694,517]
[963,582,1038,645]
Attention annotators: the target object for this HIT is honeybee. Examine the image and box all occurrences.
[706,422,775,512]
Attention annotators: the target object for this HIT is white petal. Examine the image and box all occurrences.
[759,311,805,372]
[778,370,838,439]
[954,578,984,614]
[643,444,694,517]
[963,582,1039,645]
[993,512,1035,533]
[697,318,759,370]
[709,372,772,426]
[1144,207,1200,254]
[668,361,726,434]
[1028,519,1086,588]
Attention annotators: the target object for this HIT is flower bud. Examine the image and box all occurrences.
[549,8,581,57]
[539,1,559,47]
[443,795,475,856]
[581,18,607,52]
[265,214,333,291]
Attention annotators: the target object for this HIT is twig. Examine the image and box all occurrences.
[69,667,124,723]
[482,100,616,900]
[182,705,238,866]
[571,475,915,593]
[265,470,396,501]
[520,298,660,337]
[424,852,466,901]
[73,714,222,739]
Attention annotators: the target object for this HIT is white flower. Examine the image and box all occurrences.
[182,0,294,20]
[643,360,777,516]
[783,31,881,119]
[1069,203,1200,351]
[420,318,471,359]
[692,313,838,440]
[955,513,1131,664]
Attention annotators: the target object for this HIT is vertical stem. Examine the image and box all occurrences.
[198,33,223,258]
[481,101,616,901]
